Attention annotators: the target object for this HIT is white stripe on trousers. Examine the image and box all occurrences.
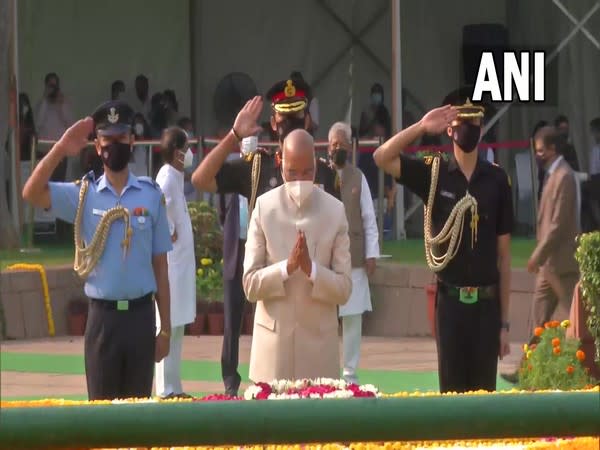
[155,325,185,397]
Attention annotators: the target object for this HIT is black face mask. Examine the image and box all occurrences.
[452,122,481,153]
[48,85,59,101]
[331,149,348,166]
[277,116,306,141]
[100,142,131,172]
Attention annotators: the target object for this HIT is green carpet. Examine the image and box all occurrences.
[1,238,535,268]
[0,352,513,400]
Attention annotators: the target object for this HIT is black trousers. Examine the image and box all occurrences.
[435,284,500,393]
[85,296,155,400]
[221,240,246,395]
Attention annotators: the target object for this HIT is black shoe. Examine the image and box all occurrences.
[225,390,239,397]
[500,372,519,384]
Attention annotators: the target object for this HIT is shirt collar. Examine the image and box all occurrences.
[97,171,141,193]
[547,155,564,175]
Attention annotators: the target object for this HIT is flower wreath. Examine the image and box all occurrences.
[244,378,380,400]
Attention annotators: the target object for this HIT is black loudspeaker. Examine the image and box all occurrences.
[462,24,509,87]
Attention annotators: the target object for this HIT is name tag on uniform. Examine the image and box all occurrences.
[92,208,106,216]
[440,190,456,200]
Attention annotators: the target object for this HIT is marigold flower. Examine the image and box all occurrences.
[552,338,561,347]
[576,350,586,361]
[201,258,213,266]
[522,344,529,353]
[530,344,537,350]
[534,327,544,337]
[544,321,551,328]
[560,319,570,328]
[197,268,204,276]
[551,320,560,328]
[566,365,575,374]
[526,350,532,359]
[553,346,561,355]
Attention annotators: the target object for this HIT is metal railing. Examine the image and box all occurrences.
[0,392,598,449]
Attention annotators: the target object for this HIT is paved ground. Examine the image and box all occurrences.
[0,336,523,399]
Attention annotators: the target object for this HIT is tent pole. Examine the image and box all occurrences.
[391,0,405,240]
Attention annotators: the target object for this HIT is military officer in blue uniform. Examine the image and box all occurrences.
[22,100,173,400]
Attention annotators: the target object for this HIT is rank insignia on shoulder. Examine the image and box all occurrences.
[424,156,434,165]
[73,179,81,185]
[138,176,160,189]
[244,152,255,162]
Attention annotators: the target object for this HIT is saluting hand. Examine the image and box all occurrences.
[420,105,458,135]
[233,96,264,139]
[57,117,94,157]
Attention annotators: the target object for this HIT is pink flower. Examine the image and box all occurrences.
[197,394,240,401]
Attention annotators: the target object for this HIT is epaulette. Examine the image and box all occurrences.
[318,157,334,170]
[138,176,161,190]
[243,147,271,163]
[75,171,96,185]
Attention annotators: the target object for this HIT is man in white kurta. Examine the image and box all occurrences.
[328,122,380,384]
[154,127,196,398]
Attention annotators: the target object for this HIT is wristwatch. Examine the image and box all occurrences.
[501,321,510,332]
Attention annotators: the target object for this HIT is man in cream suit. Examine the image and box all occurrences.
[243,129,352,383]
[527,126,580,332]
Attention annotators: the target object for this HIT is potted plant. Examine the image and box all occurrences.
[195,257,224,336]
[187,201,224,336]
[67,298,88,336]
[243,301,255,335]
[574,231,600,375]
[518,320,593,390]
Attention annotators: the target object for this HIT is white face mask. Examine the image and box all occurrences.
[134,123,144,136]
[183,149,193,169]
[285,180,314,208]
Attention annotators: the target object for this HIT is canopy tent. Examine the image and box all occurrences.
[3,0,599,239]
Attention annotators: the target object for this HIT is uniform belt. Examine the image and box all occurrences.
[90,293,153,311]
[437,282,497,301]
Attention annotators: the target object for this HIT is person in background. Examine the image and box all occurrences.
[155,127,196,399]
[532,120,549,201]
[177,117,198,202]
[502,126,580,384]
[19,93,36,161]
[129,113,151,177]
[290,71,319,134]
[134,74,151,120]
[163,90,179,126]
[149,93,168,177]
[111,80,126,101]
[359,83,391,138]
[589,118,600,176]
[243,129,352,383]
[35,72,74,181]
[22,100,172,400]
[328,122,379,384]
[554,115,579,171]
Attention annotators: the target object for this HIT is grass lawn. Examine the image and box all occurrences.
[1,237,536,270]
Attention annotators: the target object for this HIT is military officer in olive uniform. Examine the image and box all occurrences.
[22,101,173,400]
[192,79,339,396]
[373,99,513,393]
